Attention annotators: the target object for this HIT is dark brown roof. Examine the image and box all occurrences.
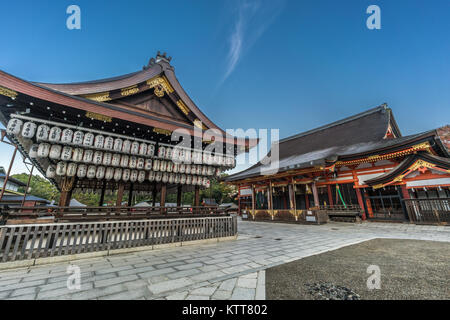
[225,105,448,182]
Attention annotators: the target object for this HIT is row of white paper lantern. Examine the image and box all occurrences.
[29,143,221,176]
[7,119,235,167]
[46,163,211,187]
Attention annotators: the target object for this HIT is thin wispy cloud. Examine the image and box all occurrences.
[220,0,285,86]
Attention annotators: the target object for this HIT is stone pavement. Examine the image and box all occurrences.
[0,218,449,300]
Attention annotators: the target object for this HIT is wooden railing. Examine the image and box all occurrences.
[404,198,450,225]
[0,205,226,224]
[0,215,238,262]
[318,204,361,212]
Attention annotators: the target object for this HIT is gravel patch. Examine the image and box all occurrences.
[266,239,450,300]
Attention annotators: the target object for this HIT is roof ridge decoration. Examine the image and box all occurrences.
[144,51,172,70]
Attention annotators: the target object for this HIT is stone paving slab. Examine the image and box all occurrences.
[0,219,449,300]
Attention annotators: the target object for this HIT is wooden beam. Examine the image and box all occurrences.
[194,186,200,208]
[116,182,125,207]
[311,182,320,207]
[0,144,18,202]
[160,184,167,212]
[127,183,134,207]
[176,185,182,207]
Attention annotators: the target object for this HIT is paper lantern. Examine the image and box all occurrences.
[93,151,103,165]
[207,166,215,176]
[122,140,132,153]
[61,146,73,161]
[114,168,122,181]
[202,166,208,176]
[21,122,37,139]
[130,170,138,182]
[174,174,180,184]
[204,178,210,188]
[139,143,147,156]
[173,163,179,173]
[122,169,131,181]
[215,168,222,177]
[72,148,84,162]
[186,175,192,185]
[137,158,145,170]
[168,173,174,184]
[37,143,51,158]
[49,144,62,159]
[72,131,84,145]
[144,159,152,170]
[131,141,140,155]
[102,153,112,166]
[129,156,137,169]
[166,162,173,173]
[83,132,95,147]
[56,162,67,176]
[184,149,192,164]
[171,148,180,162]
[160,160,167,172]
[111,154,121,166]
[48,127,61,143]
[147,144,155,157]
[36,124,50,141]
[197,176,203,186]
[120,155,129,168]
[148,171,155,181]
[162,172,169,183]
[105,167,114,180]
[113,138,123,152]
[165,147,172,160]
[94,135,105,149]
[77,164,87,178]
[96,166,105,180]
[29,144,39,158]
[6,118,23,136]
[157,146,166,158]
[46,166,56,179]
[87,165,97,179]
[138,171,146,183]
[104,136,114,150]
[153,159,160,171]
[179,164,186,173]
[155,172,162,182]
[67,163,78,177]
[192,176,197,185]
[61,128,73,144]
[180,174,186,184]
[193,151,202,164]
[185,164,191,175]
[83,149,94,163]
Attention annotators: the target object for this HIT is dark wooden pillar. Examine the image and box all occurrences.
[305,193,310,210]
[311,182,319,207]
[176,185,183,207]
[58,177,76,207]
[355,187,366,220]
[116,182,125,207]
[127,183,134,207]
[160,184,167,213]
[288,183,296,210]
[327,184,333,206]
[251,184,255,217]
[98,181,106,207]
[0,145,18,202]
[194,185,200,212]
[152,184,157,207]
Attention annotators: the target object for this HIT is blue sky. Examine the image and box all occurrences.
[1,0,449,175]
